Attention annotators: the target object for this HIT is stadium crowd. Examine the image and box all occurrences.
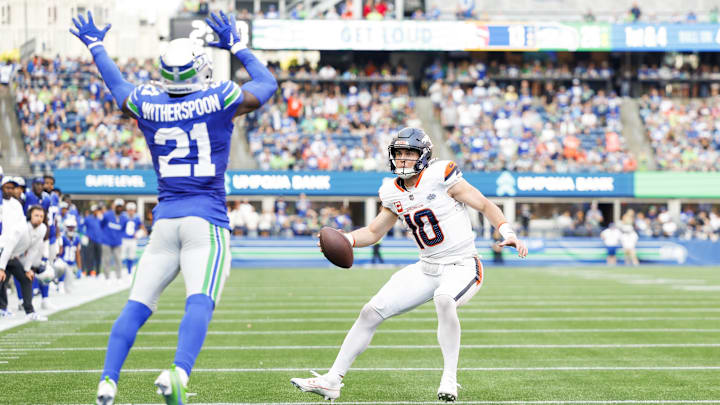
[180,0,720,23]
[227,197,354,237]
[8,56,720,175]
[424,59,615,84]
[545,204,720,240]
[639,91,720,171]
[432,76,635,172]
[13,56,154,172]
[244,63,415,171]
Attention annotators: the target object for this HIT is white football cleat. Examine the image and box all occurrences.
[0,309,13,318]
[25,312,48,322]
[290,370,343,401]
[437,379,461,402]
[96,376,117,405]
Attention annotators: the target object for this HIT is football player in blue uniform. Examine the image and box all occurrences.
[57,216,82,294]
[24,177,50,213]
[43,175,61,265]
[120,202,143,275]
[71,10,277,405]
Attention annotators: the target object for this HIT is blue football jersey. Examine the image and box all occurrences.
[47,193,60,243]
[121,213,142,239]
[25,190,50,213]
[61,235,81,265]
[127,81,244,229]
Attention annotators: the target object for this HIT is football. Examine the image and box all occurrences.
[319,227,354,268]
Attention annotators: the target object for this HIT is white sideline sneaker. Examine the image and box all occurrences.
[96,376,117,405]
[25,312,48,322]
[154,365,189,405]
[290,370,343,401]
[0,309,14,318]
[41,299,56,310]
[437,379,461,402]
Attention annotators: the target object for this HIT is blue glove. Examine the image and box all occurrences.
[69,11,111,48]
[205,11,242,51]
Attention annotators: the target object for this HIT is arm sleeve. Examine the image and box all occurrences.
[89,45,135,108]
[232,48,278,106]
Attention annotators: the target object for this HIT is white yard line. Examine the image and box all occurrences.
[14,328,720,337]
[3,343,720,352]
[5,366,720,374]
[67,308,720,315]
[40,316,720,324]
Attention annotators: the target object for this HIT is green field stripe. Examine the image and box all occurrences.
[201,224,217,295]
[213,229,228,302]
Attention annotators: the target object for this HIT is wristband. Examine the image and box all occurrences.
[498,223,516,240]
[343,232,355,248]
[88,42,104,50]
[230,42,247,54]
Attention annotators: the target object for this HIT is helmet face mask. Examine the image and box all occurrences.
[160,38,213,95]
[390,147,423,179]
[388,128,433,179]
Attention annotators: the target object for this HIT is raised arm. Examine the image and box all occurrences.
[70,11,134,112]
[205,11,277,116]
[343,207,398,248]
[448,178,528,258]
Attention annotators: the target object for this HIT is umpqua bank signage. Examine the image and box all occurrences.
[480,171,634,198]
[55,170,635,197]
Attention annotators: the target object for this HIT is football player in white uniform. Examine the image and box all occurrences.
[291,127,528,402]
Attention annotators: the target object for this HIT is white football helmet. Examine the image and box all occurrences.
[159,38,213,95]
[64,216,77,238]
[36,264,55,284]
[53,258,68,274]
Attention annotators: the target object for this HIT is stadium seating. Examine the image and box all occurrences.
[13,56,154,172]
[432,73,635,173]
[243,63,414,171]
[638,93,720,171]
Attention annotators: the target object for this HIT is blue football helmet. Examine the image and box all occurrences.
[388,127,433,179]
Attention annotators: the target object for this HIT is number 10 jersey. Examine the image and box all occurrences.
[379,160,477,264]
[127,81,245,229]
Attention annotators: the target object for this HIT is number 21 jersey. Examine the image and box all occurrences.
[127,81,244,229]
[379,160,477,264]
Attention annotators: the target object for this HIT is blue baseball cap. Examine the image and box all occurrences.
[33,177,44,184]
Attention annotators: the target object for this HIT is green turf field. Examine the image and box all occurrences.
[1,265,720,404]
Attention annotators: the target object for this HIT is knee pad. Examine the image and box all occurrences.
[434,294,456,312]
[359,303,384,325]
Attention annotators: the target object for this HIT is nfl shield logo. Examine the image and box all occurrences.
[394,201,403,212]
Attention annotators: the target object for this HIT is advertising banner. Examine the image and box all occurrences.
[634,172,720,198]
[612,23,720,51]
[55,170,635,197]
[55,170,158,195]
[251,20,720,52]
[250,20,612,51]
[472,171,634,198]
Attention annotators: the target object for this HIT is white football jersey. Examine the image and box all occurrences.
[379,160,477,264]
